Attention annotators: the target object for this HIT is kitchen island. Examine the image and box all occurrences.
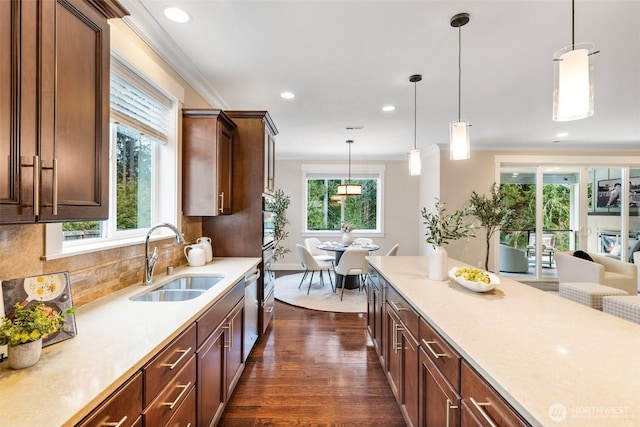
[0,257,260,427]
[367,256,640,426]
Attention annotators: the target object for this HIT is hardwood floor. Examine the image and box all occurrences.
[219,300,406,426]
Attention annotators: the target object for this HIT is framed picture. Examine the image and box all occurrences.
[1,272,77,347]
[594,177,640,213]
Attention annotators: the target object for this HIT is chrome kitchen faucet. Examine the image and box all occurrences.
[145,223,186,285]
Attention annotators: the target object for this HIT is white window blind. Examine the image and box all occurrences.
[110,57,172,143]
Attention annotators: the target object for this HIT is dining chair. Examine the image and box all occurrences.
[295,244,334,294]
[304,237,335,265]
[386,244,399,256]
[354,238,373,246]
[334,248,369,301]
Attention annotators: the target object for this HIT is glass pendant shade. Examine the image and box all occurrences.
[409,149,422,176]
[449,121,470,160]
[553,43,595,121]
[336,184,362,196]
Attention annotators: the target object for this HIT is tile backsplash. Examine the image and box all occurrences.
[0,217,202,307]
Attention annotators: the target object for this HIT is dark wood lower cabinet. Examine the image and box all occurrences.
[419,347,461,427]
[197,321,226,427]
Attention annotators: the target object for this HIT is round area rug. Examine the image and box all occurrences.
[274,272,367,313]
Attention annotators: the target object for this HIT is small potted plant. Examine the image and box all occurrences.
[0,302,74,369]
[421,199,474,280]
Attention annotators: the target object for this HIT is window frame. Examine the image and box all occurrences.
[301,163,385,236]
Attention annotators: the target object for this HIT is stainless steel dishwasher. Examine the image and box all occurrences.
[243,267,261,360]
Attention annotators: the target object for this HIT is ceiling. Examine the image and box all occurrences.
[121,0,640,160]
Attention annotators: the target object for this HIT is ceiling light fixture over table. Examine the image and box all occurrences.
[409,74,422,176]
[336,140,361,196]
[449,12,471,161]
[553,0,598,121]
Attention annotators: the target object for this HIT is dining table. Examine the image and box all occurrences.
[316,242,380,289]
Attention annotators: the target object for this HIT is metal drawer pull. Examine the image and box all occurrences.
[422,339,448,359]
[219,192,224,212]
[470,397,498,427]
[104,415,127,427]
[162,382,192,410]
[161,347,192,370]
[446,399,459,427]
[52,158,58,215]
[389,300,408,312]
[266,306,274,313]
[33,156,40,216]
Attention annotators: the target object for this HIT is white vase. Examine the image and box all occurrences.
[342,232,353,246]
[429,246,448,281]
[8,338,43,369]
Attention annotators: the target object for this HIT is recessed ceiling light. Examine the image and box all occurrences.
[382,105,395,112]
[164,7,191,23]
[556,132,569,138]
[280,92,295,99]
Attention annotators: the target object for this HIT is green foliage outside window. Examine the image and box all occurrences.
[306,178,377,231]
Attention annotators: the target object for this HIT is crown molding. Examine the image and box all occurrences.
[120,0,228,109]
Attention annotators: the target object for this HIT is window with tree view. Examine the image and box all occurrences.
[306,178,379,231]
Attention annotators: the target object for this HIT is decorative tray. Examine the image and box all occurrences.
[448,267,499,293]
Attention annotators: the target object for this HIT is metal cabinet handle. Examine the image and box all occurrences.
[161,347,192,370]
[52,158,58,215]
[422,339,448,359]
[33,156,40,216]
[162,382,191,410]
[103,415,127,427]
[393,321,404,352]
[389,300,408,312]
[266,306,274,313]
[446,399,459,427]
[219,192,224,212]
[470,397,498,427]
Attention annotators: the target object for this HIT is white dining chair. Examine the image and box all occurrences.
[354,238,373,246]
[386,244,399,256]
[295,244,334,294]
[334,249,369,301]
[304,237,335,265]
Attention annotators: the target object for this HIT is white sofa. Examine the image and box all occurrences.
[555,251,638,295]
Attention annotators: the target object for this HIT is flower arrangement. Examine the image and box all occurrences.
[0,302,75,347]
[340,221,355,233]
[421,199,474,248]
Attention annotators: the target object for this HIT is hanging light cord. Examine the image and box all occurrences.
[457,26,462,122]
[413,81,417,150]
[571,0,575,49]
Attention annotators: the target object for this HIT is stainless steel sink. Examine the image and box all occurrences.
[130,275,225,302]
[132,289,205,302]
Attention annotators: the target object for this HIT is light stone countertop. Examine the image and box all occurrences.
[367,256,640,427]
[0,257,260,427]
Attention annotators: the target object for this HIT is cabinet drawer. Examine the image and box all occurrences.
[76,372,143,427]
[166,382,196,427]
[420,317,461,391]
[144,324,196,406]
[461,361,529,427]
[197,280,244,347]
[386,285,419,338]
[143,354,196,427]
[262,286,275,334]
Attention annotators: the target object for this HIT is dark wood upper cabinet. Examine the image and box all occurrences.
[182,109,237,216]
[0,0,127,224]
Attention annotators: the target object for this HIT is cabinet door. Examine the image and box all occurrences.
[263,129,275,194]
[366,276,379,351]
[38,0,109,221]
[385,304,402,400]
[401,327,419,427]
[0,0,37,223]
[217,123,233,214]
[198,321,226,427]
[419,347,460,427]
[226,300,245,396]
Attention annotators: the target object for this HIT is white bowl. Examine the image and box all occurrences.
[448,267,499,293]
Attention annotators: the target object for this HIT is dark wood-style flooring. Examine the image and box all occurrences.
[219,300,406,426]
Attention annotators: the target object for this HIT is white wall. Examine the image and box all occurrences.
[273,159,420,270]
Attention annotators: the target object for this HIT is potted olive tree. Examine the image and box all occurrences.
[421,199,474,280]
[0,302,74,369]
[469,183,527,271]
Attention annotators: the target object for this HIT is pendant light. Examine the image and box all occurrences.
[409,74,422,176]
[336,140,361,196]
[552,0,597,121]
[449,12,470,161]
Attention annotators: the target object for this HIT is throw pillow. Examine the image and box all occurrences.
[573,250,594,262]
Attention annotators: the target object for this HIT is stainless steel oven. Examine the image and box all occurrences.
[261,241,275,333]
[263,195,275,249]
